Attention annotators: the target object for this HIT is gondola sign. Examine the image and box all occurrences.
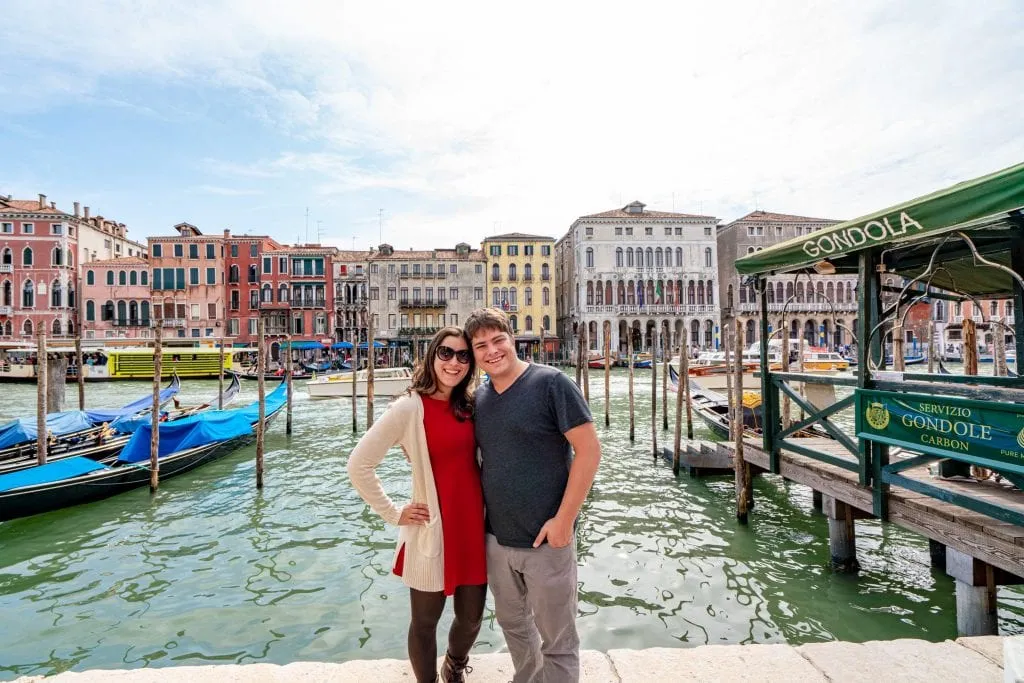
[855,389,1024,473]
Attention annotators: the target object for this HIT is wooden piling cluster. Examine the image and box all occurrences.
[35,329,47,466]
[149,325,162,491]
[256,318,266,489]
[603,321,611,427]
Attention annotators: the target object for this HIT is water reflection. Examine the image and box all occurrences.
[0,372,1020,679]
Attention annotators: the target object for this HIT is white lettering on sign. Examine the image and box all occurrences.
[802,212,925,258]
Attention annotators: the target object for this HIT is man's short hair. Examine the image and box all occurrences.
[465,307,514,341]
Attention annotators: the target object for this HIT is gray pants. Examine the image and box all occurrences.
[486,534,580,683]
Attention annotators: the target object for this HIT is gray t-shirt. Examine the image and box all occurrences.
[475,364,593,548]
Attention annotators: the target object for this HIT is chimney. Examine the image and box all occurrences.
[38,194,46,210]
[73,202,80,218]
[223,228,230,239]
[50,201,56,210]
[84,206,90,220]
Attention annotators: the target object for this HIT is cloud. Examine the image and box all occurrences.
[2,0,1024,247]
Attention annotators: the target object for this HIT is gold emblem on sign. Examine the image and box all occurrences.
[1016,426,1024,450]
[865,401,890,430]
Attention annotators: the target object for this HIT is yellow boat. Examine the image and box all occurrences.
[0,345,235,381]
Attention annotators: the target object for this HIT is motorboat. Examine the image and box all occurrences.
[306,367,413,398]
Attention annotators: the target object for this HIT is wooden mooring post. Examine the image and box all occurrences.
[351,339,358,434]
[366,318,376,430]
[628,328,635,441]
[256,318,266,489]
[574,325,584,389]
[603,321,611,427]
[150,326,162,492]
[994,317,1008,377]
[661,331,668,431]
[823,494,861,572]
[781,332,792,429]
[651,327,658,460]
[733,320,750,524]
[36,329,47,466]
[75,334,85,409]
[724,328,734,435]
[963,318,978,376]
[582,324,590,404]
[218,337,226,409]
[286,337,294,434]
[672,346,684,476]
[893,323,906,372]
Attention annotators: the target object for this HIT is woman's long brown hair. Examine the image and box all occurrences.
[408,326,475,420]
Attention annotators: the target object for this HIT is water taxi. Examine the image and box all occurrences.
[306,367,413,399]
[0,346,235,381]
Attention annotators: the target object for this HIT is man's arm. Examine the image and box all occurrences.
[533,421,601,548]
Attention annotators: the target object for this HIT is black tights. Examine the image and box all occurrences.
[408,584,487,683]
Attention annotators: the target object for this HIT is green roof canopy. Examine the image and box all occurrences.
[735,162,1024,296]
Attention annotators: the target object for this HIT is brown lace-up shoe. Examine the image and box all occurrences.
[439,652,472,682]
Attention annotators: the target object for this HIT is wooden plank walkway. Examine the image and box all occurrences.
[734,436,1024,578]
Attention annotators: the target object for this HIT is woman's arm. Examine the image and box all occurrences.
[347,399,411,526]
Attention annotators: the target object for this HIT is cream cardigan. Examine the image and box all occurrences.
[347,393,444,593]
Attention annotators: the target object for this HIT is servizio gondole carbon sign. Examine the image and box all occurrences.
[855,388,1024,473]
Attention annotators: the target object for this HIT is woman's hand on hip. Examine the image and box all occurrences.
[398,503,430,526]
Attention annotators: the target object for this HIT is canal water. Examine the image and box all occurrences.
[0,369,1022,679]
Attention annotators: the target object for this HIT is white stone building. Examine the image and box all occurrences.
[556,201,720,357]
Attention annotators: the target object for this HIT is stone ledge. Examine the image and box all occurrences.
[14,638,1006,682]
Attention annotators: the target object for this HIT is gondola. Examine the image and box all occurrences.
[685,380,764,440]
[0,374,182,464]
[302,360,333,373]
[0,381,287,522]
[0,374,241,476]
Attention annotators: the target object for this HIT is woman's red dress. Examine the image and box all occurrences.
[393,396,486,595]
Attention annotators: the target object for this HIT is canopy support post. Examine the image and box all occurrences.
[757,277,777,472]
[1010,220,1024,364]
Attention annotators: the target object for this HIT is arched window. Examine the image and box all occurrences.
[51,280,62,307]
[130,271,138,286]
[543,315,550,330]
[52,246,63,266]
[796,282,804,303]
[826,282,834,302]
[525,287,533,306]
[690,319,701,346]
[697,279,705,305]
[262,283,273,303]
[141,301,150,323]
[491,263,500,281]
[655,248,663,267]
[525,315,533,331]
[22,280,34,307]
[117,300,127,323]
[785,281,794,302]
[634,248,643,267]
[52,319,62,336]
[118,270,127,286]
[509,287,517,307]
[509,263,517,280]
[705,319,714,347]
[705,247,712,268]
[605,281,612,305]
[129,300,139,322]
[676,247,683,266]
[1,247,12,264]
[22,247,33,266]
[665,248,673,267]
[67,320,75,336]
[86,300,95,321]
[767,283,775,303]
[229,264,239,283]
[585,248,594,268]
[103,300,114,321]
[106,270,114,285]
[688,280,696,305]
[492,287,501,306]
[706,282,714,305]
[542,263,550,279]
[509,315,518,332]
[141,270,148,286]
[594,281,602,305]
[626,249,634,267]
[23,319,33,336]
[587,282,594,305]
[1,280,10,306]
[524,264,532,279]
[645,248,654,268]
[2,320,9,336]
[616,248,623,267]
[86,270,94,285]
[542,287,550,306]
[248,265,258,283]
[279,284,288,303]
[616,281,625,305]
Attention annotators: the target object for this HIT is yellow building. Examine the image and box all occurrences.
[482,232,558,358]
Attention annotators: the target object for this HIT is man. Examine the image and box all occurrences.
[466,307,601,683]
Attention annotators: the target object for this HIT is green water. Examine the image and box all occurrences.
[0,370,1021,679]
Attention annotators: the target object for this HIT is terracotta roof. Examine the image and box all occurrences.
[580,203,716,220]
[483,232,555,242]
[332,250,372,261]
[728,210,840,225]
[0,199,68,216]
[85,257,148,266]
[370,249,484,261]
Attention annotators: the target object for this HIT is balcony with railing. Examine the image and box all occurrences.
[580,304,718,315]
[158,318,187,328]
[0,264,13,274]
[256,299,291,310]
[113,318,152,327]
[541,273,550,280]
[0,305,11,316]
[291,297,326,308]
[950,313,1014,325]
[399,299,445,309]
[737,301,859,313]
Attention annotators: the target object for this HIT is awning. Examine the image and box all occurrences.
[331,341,354,349]
[358,341,386,349]
[283,341,327,350]
[735,162,1024,296]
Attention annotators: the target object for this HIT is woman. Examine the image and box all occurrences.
[347,327,486,683]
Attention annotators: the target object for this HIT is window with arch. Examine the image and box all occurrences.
[525,287,533,306]
[509,287,517,307]
[541,262,549,279]
[676,247,683,266]
[626,249,634,267]
[509,315,518,332]
[705,247,713,267]
[688,280,696,305]
[119,270,127,286]
[278,284,289,303]
[52,319,62,336]
[491,263,500,280]
[697,279,705,305]
[229,264,239,283]
[665,248,673,267]
[141,270,148,286]
[22,247,33,266]
[248,265,258,283]
[585,248,594,268]
[634,248,643,267]
[2,320,9,336]
[262,283,273,303]
[22,280,34,307]
[655,248,663,267]
[130,271,138,286]
[594,281,602,305]
[102,300,114,321]
[542,287,550,306]
[543,315,550,330]
[616,248,623,267]
[525,315,533,331]
[51,246,63,266]
[86,300,95,321]
[508,263,517,280]
[51,280,62,307]
[117,300,127,323]
[23,319,33,336]
[492,287,501,306]
[129,300,139,322]
[706,282,714,305]
[1,280,9,306]
[141,301,150,322]
[1,247,11,264]
[645,248,654,268]
[106,270,114,285]
[524,264,532,279]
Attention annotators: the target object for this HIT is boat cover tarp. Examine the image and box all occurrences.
[0,456,110,493]
[284,341,326,350]
[734,161,1024,290]
[0,381,181,450]
[116,383,287,464]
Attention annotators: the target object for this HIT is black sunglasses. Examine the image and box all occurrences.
[436,345,471,365]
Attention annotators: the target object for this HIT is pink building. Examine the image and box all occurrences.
[0,195,78,341]
[148,223,225,340]
[81,257,152,340]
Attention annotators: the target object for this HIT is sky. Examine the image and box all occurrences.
[1,0,1023,252]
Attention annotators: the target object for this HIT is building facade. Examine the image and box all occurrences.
[81,257,152,340]
[333,251,370,345]
[283,246,336,342]
[557,201,720,357]
[367,242,485,358]
[148,223,225,340]
[719,211,856,349]
[482,232,557,357]
[224,231,287,342]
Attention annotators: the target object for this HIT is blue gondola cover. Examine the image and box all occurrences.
[0,456,109,493]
